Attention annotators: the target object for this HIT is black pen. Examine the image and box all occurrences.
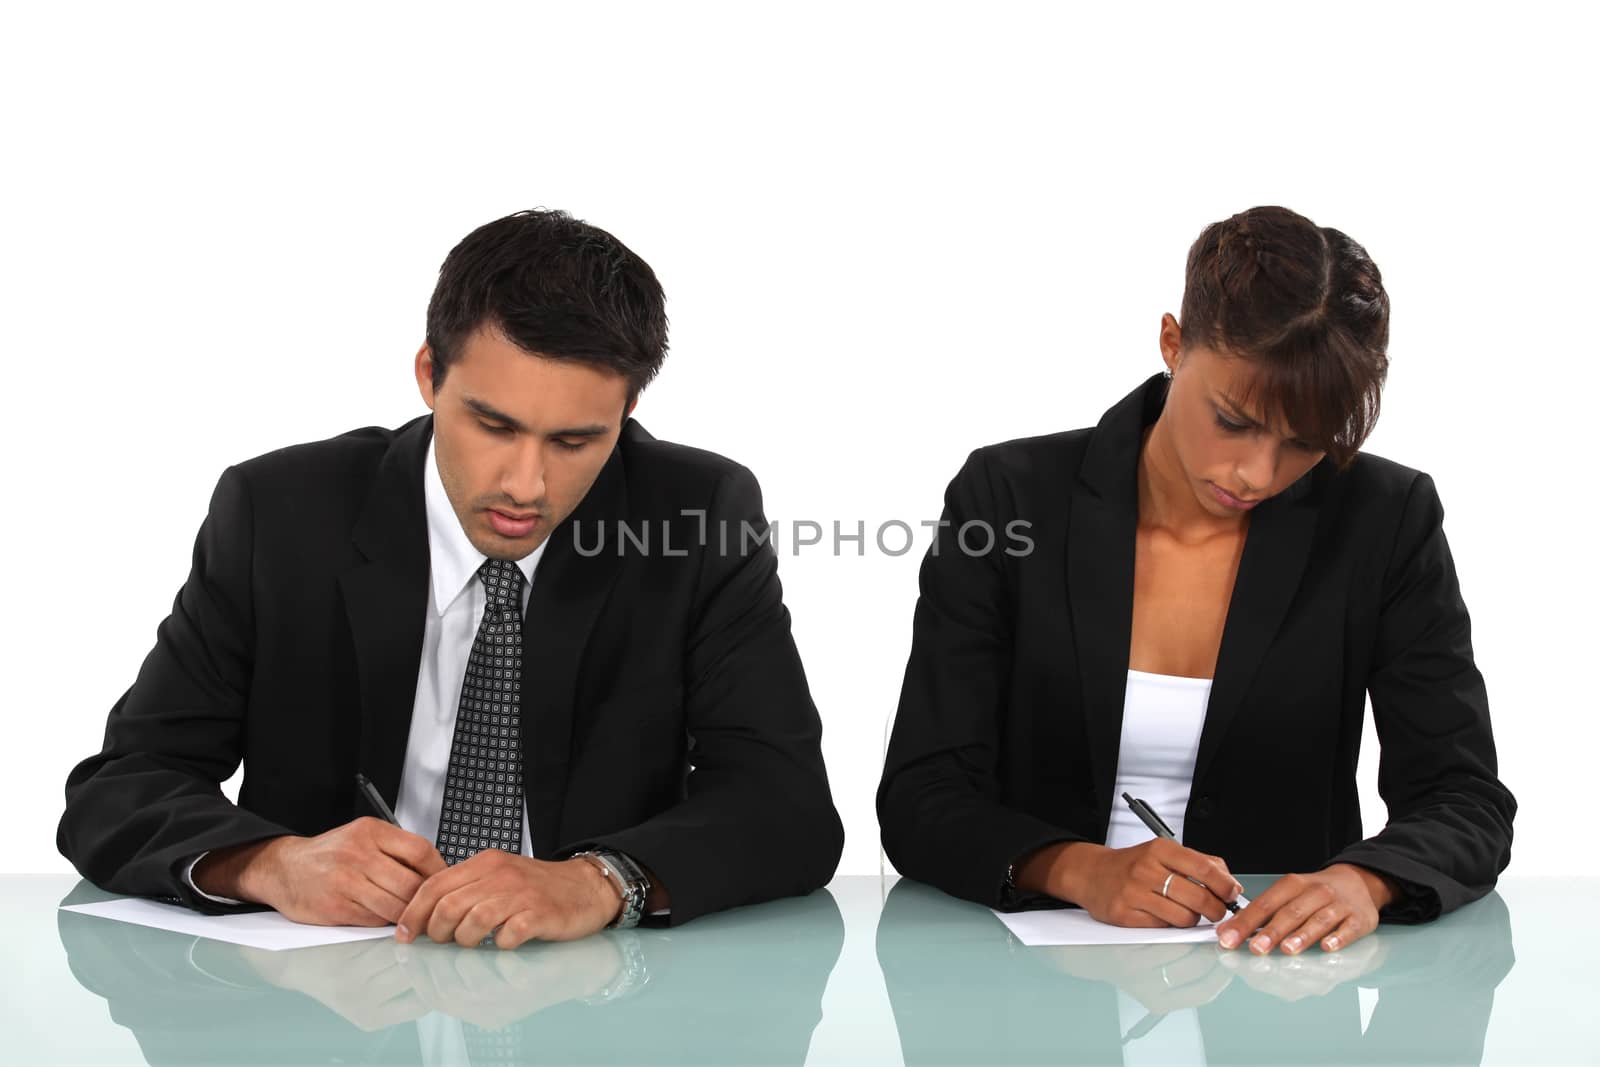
[1121,792,1245,913]
[355,773,400,825]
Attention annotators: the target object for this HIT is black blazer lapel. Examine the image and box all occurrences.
[520,423,632,855]
[1191,461,1322,789]
[340,415,433,819]
[1066,375,1164,832]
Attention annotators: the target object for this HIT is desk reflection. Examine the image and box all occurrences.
[875,878,1514,1066]
[59,880,843,1066]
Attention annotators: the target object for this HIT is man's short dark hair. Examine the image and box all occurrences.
[1179,205,1391,469]
[425,209,669,404]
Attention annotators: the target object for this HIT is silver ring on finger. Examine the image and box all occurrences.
[1161,872,1175,898]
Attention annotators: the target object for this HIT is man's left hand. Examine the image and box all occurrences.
[395,850,620,949]
[1216,864,1397,955]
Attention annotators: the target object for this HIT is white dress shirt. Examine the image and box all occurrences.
[186,435,546,901]
[1104,669,1212,849]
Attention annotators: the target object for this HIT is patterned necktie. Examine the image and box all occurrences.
[436,558,526,866]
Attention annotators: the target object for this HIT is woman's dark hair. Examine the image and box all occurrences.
[425,209,668,404]
[1179,205,1390,469]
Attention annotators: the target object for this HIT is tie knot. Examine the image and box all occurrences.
[478,558,525,612]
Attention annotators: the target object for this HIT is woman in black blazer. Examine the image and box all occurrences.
[878,205,1514,956]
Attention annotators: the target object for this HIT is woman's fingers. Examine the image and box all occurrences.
[1320,913,1372,952]
[1152,870,1230,923]
[1278,901,1346,955]
[1150,840,1242,905]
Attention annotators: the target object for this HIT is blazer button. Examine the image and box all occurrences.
[1191,797,1214,819]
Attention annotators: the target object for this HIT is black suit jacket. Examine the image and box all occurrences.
[878,372,1515,922]
[59,414,843,923]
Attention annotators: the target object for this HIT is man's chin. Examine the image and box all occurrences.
[469,526,550,560]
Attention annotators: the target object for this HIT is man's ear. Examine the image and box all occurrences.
[624,395,639,422]
[414,344,437,410]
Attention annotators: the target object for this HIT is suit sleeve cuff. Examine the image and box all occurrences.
[182,851,247,906]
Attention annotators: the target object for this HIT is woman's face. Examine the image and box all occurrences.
[1156,315,1327,519]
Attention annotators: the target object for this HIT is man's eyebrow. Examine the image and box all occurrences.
[546,424,611,438]
[463,396,527,432]
[462,397,610,438]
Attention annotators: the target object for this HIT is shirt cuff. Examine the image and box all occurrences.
[183,851,246,906]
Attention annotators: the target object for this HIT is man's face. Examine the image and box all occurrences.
[415,324,634,560]
[1157,316,1327,519]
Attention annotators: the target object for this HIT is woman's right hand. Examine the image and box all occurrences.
[1023,839,1242,927]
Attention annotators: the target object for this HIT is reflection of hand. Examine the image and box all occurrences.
[1215,930,1388,1002]
[397,850,619,948]
[1217,865,1395,955]
[396,935,624,1029]
[1039,942,1232,1013]
[235,931,627,1032]
[236,939,427,1031]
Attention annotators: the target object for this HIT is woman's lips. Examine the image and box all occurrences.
[1209,483,1261,511]
[486,509,540,537]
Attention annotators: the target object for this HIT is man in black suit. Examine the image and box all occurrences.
[58,208,843,947]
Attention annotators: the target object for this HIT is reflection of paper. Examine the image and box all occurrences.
[992,907,1220,947]
[60,898,396,951]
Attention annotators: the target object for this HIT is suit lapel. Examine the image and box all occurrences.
[1190,463,1321,788]
[1066,376,1160,828]
[340,415,433,819]
[520,423,632,855]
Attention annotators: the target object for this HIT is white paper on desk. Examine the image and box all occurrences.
[60,897,397,951]
[992,907,1221,947]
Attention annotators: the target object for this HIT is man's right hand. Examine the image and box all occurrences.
[192,818,447,926]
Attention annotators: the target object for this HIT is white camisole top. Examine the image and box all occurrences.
[1104,669,1213,849]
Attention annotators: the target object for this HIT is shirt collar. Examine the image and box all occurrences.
[423,432,547,616]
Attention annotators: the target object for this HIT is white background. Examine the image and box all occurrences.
[3,1,1594,883]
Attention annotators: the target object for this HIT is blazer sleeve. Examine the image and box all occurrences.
[57,466,293,913]
[562,464,844,924]
[877,449,1086,908]
[1328,472,1516,922]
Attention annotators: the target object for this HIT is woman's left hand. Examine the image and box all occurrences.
[1216,864,1397,955]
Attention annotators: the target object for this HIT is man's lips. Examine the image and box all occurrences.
[486,508,541,536]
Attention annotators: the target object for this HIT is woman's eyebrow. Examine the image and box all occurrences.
[1213,392,1264,428]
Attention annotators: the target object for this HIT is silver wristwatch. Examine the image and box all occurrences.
[575,849,651,929]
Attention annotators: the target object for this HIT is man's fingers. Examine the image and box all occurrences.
[494,911,547,950]
[455,898,518,948]
[349,878,411,925]
[366,856,430,910]
[372,824,448,877]
[396,864,470,941]
[425,884,481,945]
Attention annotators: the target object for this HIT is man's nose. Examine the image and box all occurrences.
[500,439,547,506]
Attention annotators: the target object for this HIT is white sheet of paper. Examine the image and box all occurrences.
[60,897,396,951]
[992,907,1221,947]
